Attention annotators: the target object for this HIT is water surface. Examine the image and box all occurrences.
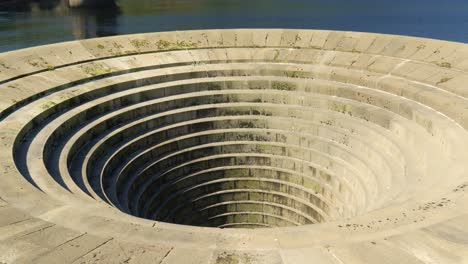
[1,0,467,52]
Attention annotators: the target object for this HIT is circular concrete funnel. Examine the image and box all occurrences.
[0,29,468,263]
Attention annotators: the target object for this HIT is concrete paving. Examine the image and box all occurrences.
[0,29,468,263]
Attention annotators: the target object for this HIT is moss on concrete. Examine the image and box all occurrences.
[40,101,57,110]
[434,61,452,68]
[437,77,453,85]
[272,81,295,91]
[0,61,9,69]
[131,39,151,49]
[155,39,199,50]
[80,63,113,77]
[156,40,172,49]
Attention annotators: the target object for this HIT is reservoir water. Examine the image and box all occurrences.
[1,0,467,52]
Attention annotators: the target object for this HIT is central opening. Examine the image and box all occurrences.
[133,123,346,228]
[88,80,372,229]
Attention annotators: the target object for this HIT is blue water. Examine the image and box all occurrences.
[1,0,468,52]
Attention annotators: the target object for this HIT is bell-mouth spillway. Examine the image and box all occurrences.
[1,29,468,263]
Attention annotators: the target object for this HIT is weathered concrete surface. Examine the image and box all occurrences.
[0,29,468,263]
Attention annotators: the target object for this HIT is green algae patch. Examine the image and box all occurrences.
[80,63,113,77]
[26,56,52,69]
[216,251,255,263]
[437,77,453,85]
[239,121,255,128]
[0,61,9,69]
[156,40,172,49]
[105,42,126,56]
[155,39,199,50]
[256,144,273,152]
[285,71,304,78]
[40,101,57,110]
[272,81,295,91]
[273,50,280,60]
[225,169,249,178]
[131,39,151,49]
[305,180,322,194]
[434,61,452,68]
[416,44,426,50]
[320,120,333,126]
[176,40,199,48]
[330,102,347,114]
